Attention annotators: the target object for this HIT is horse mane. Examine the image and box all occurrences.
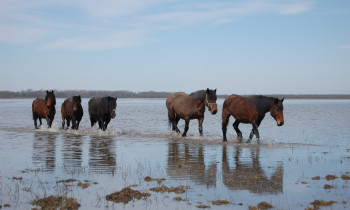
[249,95,275,113]
[189,90,206,101]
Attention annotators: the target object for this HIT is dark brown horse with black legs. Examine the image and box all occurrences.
[166,88,218,137]
[32,90,56,129]
[222,95,284,143]
[61,96,83,130]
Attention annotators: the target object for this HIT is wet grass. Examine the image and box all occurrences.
[106,187,151,204]
[31,195,80,210]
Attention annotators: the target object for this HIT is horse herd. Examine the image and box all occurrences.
[32,89,284,143]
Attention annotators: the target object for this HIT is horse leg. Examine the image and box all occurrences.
[174,115,181,133]
[104,119,111,131]
[198,117,204,136]
[168,110,175,131]
[222,112,230,142]
[76,121,80,130]
[90,118,96,127]
[233,120,243,142]
[71,119,76,129]
[62,116,65,129]
[248,122,259,143]
[67,119,71,129]
[33,115,38,129]
[39,118,43,127]
[98,118,105,130]
[182,119,190,137]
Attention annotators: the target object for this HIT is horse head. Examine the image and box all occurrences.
[206,88,218,115]
[108,96,117,119]
[45,90,56,109]
[72,95,82,112]
[270,98,284,126]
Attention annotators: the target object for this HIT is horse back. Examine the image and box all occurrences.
[166,92,195,118]
[223,95,258,123]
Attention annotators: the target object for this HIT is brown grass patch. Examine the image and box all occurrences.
[211,200,230,205]
[173,196,185,201]
[257,202,274,209]
[325,175,337,180]
[196,205,211,208]
[144,176,166,184]
[57,179,77,183]
[78,182,90,189]
[341,174,350,180]
[149,185,186,194]
[106,187,151,204]
[310,200,337,208]
[31,195,80,210]
[311,176,320,180]
[324,184,334,189]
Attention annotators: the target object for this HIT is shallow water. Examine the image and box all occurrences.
[0,98,349,209]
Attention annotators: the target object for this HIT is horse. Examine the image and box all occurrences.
[61,95,83,130]
[166,88,218,137]
[32,90,56,129]
[88,96,117,131]
[222,95,284,142]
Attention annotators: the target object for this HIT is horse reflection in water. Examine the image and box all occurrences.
[167,142,217,187]
[61,134,83,170]
[32,132,58,171]
[222,145,283,194]
[89,136,116,175]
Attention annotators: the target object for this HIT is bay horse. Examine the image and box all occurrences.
[222,95,284,142]
[32,90,56,129]
[166,88,218,137]
[61,95,83,130]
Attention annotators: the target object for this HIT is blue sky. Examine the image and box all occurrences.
[0,0,349,94]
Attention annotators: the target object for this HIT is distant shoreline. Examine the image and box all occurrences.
[0,90,350,99]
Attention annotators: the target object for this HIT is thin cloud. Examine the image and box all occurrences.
[0,0,314,50]
[335,45,350,49]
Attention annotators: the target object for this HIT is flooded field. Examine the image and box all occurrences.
[0,98,350,209]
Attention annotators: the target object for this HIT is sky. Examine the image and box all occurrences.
[0,0,349,95]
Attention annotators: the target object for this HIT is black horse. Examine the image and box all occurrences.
[88,96,117,131]
[222,95,284,142]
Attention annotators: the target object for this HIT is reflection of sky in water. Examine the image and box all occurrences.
[0,99,349,209]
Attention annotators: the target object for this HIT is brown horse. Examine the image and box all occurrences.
[32,90,56,129]
[166,88,218,137]
[61,96,83,130]
[222,95,284,142]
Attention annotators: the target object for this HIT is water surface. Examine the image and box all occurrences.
[0,98,349,209]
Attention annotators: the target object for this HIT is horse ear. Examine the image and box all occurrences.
[52,90,54,94]
[115,97,118,101]
[274,98,279,104]
[281,98,284,103]
[78,95,81,102]
[206,88,210,93]
[214,89,217,93]
[47,90,49,94]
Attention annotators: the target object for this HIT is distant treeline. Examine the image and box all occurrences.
[0,89,350,99]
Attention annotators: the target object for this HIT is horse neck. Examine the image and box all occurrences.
[190,98,206,113]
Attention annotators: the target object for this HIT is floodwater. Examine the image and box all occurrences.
[0,98,349,209]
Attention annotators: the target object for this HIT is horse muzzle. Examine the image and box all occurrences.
[277,121,284,126]
[209,104,218,115]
